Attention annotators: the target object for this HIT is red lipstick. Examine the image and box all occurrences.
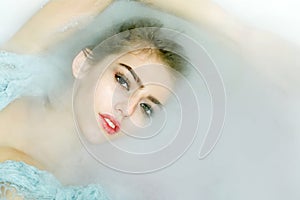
[98,113,120,135]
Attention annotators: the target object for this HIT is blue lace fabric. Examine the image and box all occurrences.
[0,51,110,199]
[0,160,110,200]
[0,51,45,110]
[0,50,71,111]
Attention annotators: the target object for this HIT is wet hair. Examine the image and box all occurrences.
[85,18,186,74]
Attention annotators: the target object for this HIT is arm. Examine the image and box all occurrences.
[2,0,113,53]
[139,0,245,42]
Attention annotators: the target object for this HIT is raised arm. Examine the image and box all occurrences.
[139,0,244,42]
[2,0,113,53]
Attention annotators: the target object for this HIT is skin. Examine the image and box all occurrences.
[0,146,43,199]
[2,0,244,53]
[0,48,175,170]
[2,0,113,53]
[0,0,239,167]
[2,0,296,190]
[73,49,175,143]
[0,146,43,169]
[0,96,78,170]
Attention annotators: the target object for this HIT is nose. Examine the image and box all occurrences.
[114,102,128,118]
[114,93,141,118]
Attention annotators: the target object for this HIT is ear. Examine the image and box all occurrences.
[72,50,88,78]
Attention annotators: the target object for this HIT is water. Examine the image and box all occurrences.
[0,1,300,200]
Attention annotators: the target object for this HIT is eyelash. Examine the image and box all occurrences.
[115,72,153,117]
[115,72,130,91]
[140,103,153,117]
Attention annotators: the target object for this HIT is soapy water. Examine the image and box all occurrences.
[73,27,226,173]
[1,1,300,200]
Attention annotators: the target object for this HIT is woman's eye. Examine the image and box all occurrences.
[115,73,130,90]
[140,103,153,117]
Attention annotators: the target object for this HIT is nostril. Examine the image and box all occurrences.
[116,108,123,116]
[114,97,139,118]
[114,104,128,118]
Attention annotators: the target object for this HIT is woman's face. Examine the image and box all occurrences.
[92,50,175,141]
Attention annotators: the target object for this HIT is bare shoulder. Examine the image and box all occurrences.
[0,146,42,199]
[0,146,44,169]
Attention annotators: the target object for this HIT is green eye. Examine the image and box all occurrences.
[115,73,130,90]
[140,103,153,117]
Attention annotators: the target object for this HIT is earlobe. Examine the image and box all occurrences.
[72,50,87,78]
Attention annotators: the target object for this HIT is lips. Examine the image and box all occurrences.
[98,113,120,135]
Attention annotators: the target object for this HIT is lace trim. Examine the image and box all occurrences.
[0,160,109,200]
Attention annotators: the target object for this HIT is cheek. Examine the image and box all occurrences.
[94,76,115,112]
[129,107,151,128]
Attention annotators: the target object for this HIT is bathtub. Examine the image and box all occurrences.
[0,0,300,200]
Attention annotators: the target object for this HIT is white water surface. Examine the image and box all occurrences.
[0,1,299,200]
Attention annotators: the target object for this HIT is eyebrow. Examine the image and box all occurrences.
[119,63,142,86]
[147,95,162,105]
[119,63,162,106]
